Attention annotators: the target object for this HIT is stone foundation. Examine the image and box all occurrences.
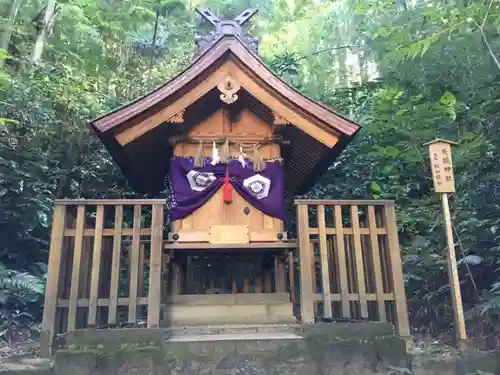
[52,324,406,375]
[57,323,410,375]
[2,324,499,374]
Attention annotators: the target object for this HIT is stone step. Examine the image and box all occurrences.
[166,332,304,342]
[165,323,303,338]
[167,292,291,306]
[164,324,305,342]
[162,299,297,326]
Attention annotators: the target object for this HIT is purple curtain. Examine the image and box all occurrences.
[169,156,285,222]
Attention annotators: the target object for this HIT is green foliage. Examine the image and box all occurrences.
[473,281,500,316]
[0,262,44,343]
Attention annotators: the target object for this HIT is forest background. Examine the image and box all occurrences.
[1,0,500,346]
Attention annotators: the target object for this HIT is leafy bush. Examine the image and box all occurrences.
[0,263,45,344]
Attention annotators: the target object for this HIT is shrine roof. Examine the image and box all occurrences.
[92,36,359,137]
[89,10,362,196]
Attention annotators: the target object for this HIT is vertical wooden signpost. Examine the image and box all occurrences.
[425,139,467,348]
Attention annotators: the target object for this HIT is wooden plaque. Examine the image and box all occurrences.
[209,225,250,245]
[426,140,456,193]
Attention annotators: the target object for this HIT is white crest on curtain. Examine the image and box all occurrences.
[243,174,271,199]
[186,170,216,192]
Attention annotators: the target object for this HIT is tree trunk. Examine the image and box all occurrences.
[358,47,369,84]
[31,0,56,64]
[396,0,408,11]
[149,3,161,71]
[337,22,349,88]
[0,0,23,68]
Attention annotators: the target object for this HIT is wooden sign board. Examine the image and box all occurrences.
[426,139,456,193]
[209,225,250,245]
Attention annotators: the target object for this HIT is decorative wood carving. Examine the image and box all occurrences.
[217,76,240,104]
[168,109,185,123]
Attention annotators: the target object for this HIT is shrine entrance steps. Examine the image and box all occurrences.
[161,292,296,327]
[164,323,304,342]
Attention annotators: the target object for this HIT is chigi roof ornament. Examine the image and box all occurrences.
[195,7,259,57]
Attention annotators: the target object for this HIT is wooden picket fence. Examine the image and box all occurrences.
[41,197,410,356]
[295,200,410,337]
[41,199,165,356]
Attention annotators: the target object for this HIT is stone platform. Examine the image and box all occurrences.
[3,324,500,374]
[53,323,410,375]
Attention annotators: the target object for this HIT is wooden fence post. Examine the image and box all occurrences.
[334,205,350,318]
[351,205,368,319]
[317,205,332,319]
[88,205,104,326]
[128,205,142,324]
[108,205,123,325]
[385,203,410,337]
[67,205,85,331]
[367,205,387,322]
[296,203,314,324]
[41,205,66,357]
[148,203,164,328]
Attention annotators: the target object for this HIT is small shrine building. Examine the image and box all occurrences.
[40,8,409,356]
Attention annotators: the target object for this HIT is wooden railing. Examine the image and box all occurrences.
[41,199,165,356]
[295,200,410,337]
[41,197,410,355]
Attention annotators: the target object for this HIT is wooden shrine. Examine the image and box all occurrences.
[41,8,410,356]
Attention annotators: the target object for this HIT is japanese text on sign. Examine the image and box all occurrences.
[428,141,455,193]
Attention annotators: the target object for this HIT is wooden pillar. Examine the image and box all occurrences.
[254,255,263,293]
[243,273,249,293]
[297,203,314,324]
[231,257,238,293]
[384,204,410,337]
[264,269,272,293]
[171,257,181,295]
[41,205,66,357]
[274,254,286,293]
[288,251,295,304]
[161,253,170,303]
[243,254,250,293]
[147,203,164,328]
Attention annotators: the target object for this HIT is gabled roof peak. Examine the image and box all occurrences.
[89,19,362,196]
[194,7,259,57]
